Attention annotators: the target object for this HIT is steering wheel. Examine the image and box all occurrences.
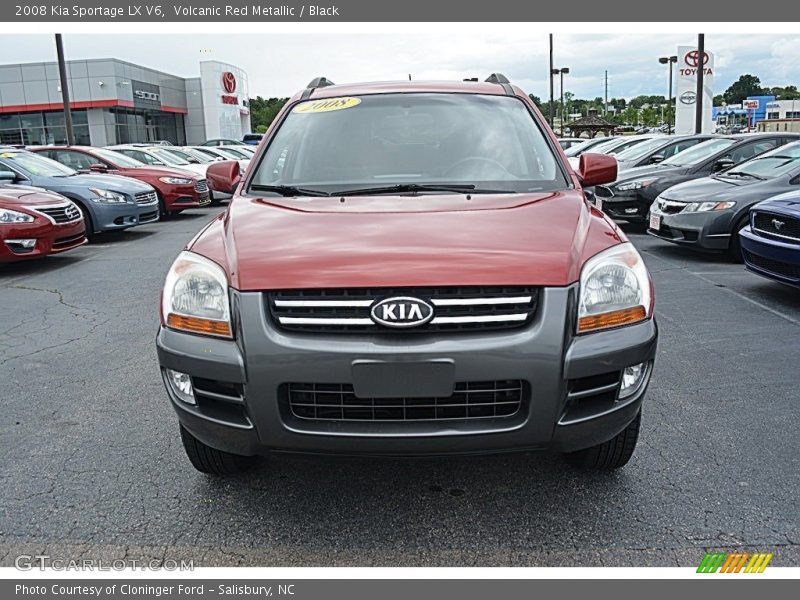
[443,156,512,178]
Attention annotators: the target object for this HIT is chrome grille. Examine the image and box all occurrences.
[195,179,209,194]
[135,190,158,205]
[286,380,525,422]
[33,203,81,224]
[656,198,687,214]
[753,212,800,243]
[268,287,539,333]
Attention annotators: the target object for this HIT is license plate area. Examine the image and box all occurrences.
[650,214,661,230]
[351,359,455,398]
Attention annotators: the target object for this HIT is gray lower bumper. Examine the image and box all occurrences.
[156,286,658,457]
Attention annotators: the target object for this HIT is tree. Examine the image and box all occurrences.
[723,75,763,105]
[249,96,289,132]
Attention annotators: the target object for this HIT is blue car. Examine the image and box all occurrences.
[0,149,159,239]
[739,190,800,287]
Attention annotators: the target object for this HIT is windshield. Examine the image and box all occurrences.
[662,138,736,166]
[93,148,144,168]
[149,148,191,166]
[727,142,800,179]
[249,93,566,194]
[614,137,670,162]
[0,151,76,177]
[564,137,613,157]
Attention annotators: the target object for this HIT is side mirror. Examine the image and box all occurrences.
[713,158,735,173]
[649,153,665,164]
[206,160,241,195]
[89,163,108,172]
[0,170,16,182]
[577,153,617,187]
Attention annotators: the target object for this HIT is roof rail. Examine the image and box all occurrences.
[301,76,335,100]
[485,73,510,84]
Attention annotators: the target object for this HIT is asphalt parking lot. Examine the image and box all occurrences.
[1,207,798,568]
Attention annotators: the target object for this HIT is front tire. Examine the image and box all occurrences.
[179,426,258,475]
[564,411,641,470]
[75,202,96,242]
[728,215,749,263]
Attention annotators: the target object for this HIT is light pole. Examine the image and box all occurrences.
[54,34,74,145]
[548,34,554,128]
[552,67,570,136]
[658,55,678,134]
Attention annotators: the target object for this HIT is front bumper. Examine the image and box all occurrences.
[740,226,800,287]
[162,185,211,211]
[0,218,86,262]
[647,207,735,251]
[91,199,159,232]
[156,287,658,457]
[595,190,649,222]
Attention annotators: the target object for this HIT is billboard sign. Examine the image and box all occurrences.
[674,46,714,134]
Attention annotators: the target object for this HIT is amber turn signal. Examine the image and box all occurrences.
[167,313,232,338]
[577,306,647,333]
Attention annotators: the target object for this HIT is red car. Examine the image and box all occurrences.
[158,75,658,475]
[0,183,86,262]
[31,146,211,216]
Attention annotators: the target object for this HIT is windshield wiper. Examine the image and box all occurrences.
[724,171,766,180]
[335,183,515,196]
[250,184,330,197]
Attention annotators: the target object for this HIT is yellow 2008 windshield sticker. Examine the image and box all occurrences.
[293,97,361,114]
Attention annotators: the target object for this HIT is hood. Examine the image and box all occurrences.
[0,184,69,206]
[753,190,800,217]
[129,165,198,179]
[48,173,154,193]
[174,163,208,177]
[660,175,753,202]
[189,191,624,291]
[614,163,682,183]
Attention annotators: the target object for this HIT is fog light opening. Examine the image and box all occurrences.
[165,369,195,405]
[619,362,648,400]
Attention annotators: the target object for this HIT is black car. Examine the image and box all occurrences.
[648,141,800,260]
[594,133,800,223]
[614,134,715,171]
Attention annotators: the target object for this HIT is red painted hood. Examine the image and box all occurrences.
[189,191,624,291]
[0,184,70,207]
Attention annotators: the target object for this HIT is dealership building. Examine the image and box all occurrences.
[0,58,251,146]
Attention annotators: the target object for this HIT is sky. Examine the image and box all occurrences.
[1,33,799,101]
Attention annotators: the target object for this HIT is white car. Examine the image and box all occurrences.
[185,146,249,173]
[108,145,210,178]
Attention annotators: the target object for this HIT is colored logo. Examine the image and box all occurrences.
[697,552,773,573]
[222,72,237,94]
[685,50,710,68]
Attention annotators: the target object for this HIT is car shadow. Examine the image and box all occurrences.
[0,253,86,280]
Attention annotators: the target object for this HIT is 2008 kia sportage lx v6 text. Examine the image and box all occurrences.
[156,75,658,474]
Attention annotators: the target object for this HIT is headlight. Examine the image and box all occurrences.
[158,176,193,185]
[0,208,35,224]
[615,178,658,192]
[683,201,735,212]
[161,251,231,338]
[577,242,653,334]
[89,188,128,203]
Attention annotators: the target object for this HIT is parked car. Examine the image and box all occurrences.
[594,133,800,224]
[186,146,249,173]
[740,190,800,287]
[0,183,86,262]
[201,139,242,147]
[108,145,209,179]
[648,141,800,260]
[614,134,715,171]
[0,149,158,238]
[30,146,210,216]
[558,138,585,151]
[564,136,618,158]
[242,133,263,145]
[156,75,657,475]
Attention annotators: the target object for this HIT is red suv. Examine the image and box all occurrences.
[158,75,658,474]
[31,146,210,216]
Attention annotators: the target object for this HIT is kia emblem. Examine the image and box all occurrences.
[370,297,434,328]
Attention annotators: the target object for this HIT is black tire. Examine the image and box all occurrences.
[75,202,96,242]
[179,425,258,475]
[728,215,749,263]
[157,192,171,218]
[564,411,641,470]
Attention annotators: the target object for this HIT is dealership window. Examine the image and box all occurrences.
[110,108,185,145]
[787,111,800,119]
[767,112,780,120]
[0,109,89,145]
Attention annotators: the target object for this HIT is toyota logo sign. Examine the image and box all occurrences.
[222,72,237,94]
[684,50,709,68]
